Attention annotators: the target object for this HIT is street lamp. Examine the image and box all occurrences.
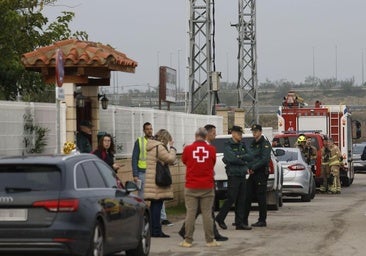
[73,91,86,108]
[98,94,109,110]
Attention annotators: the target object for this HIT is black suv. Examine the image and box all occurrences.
[0,154,150,256]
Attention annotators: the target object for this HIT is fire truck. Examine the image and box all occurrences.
[275,92,361,187]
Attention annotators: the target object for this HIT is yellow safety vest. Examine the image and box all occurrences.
[137,136,147,169]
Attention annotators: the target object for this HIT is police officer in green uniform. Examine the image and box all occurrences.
[215,125,252,230]
[76,120,93,153]
[243,124,271,227]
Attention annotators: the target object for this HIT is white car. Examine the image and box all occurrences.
[211,134,283,210]
[274,147,316,202]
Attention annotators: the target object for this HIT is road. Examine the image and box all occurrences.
[147,173,366,256]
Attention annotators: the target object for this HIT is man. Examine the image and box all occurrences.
[180,127,220,248]
[272,137,283,147]
[328,137,342,194]
[304,137,317,174]
[215,125,252,231]
[131,122,173,225]
[76,120,93,153]
[179,124,228,241]
[243,124,271,228]
[319,136,331,192]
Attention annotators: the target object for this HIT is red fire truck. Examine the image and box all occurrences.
[274,92,361,187]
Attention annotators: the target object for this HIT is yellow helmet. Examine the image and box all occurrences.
[297,135,306,143]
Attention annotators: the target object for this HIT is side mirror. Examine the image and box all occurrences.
[125,181,138,193]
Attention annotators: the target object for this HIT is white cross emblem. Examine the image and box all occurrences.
[193,146,209,163]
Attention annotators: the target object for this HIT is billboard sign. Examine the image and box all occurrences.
[159,66,177,103]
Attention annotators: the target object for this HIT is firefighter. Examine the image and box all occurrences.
[320,137,331,192]
[304,137,317,174]
[328,137,342,194]
[295,134,307,153]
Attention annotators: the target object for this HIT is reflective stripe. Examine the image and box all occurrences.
[138,136,147,169]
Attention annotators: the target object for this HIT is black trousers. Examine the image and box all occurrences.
[215,175,246,226]
[243,176,267,223]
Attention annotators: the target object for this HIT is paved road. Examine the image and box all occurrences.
[145,173,366,256]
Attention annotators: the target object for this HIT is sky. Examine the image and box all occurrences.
[44,0,366,92]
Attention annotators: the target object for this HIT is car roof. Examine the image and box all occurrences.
[0,153,99,165]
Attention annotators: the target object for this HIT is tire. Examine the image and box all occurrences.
[279,195,283,207]
[301,180,312,202]
[87,221,104,256]
[126,212,151,256]
[341,177,351,187]
[310,177,316,199]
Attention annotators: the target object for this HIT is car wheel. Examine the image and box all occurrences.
[87,221,104,256]
[341,177,351,187]
[279,195,283,207]
[126,212,151,256]
[310,177,316,199]
[301,181,312,202]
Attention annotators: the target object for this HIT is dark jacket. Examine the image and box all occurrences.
[93,149,115,170]
[76,131,92,153]
[223,138,251,177]
[248,135,272,180]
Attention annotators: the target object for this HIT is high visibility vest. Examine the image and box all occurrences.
[137,136,147,169]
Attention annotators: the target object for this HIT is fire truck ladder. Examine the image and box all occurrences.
[329,112,340,145]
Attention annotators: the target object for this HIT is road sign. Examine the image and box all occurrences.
[55,48,64,87]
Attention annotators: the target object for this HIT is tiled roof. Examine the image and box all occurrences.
[22,39,138,73]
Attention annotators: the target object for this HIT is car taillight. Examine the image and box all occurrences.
[288,164,305,171]
[33,199,79,212]
[268,160,274,174]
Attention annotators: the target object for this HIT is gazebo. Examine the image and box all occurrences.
[22,38,138,149]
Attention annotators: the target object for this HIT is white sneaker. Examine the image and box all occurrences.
[206,240,221,247]
[180,240,192,248]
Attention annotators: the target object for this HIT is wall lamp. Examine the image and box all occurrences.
[73,91,86,108]
[98,93,109,110]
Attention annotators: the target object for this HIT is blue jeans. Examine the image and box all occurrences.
[137,171,145,198]
[150,200,163,236]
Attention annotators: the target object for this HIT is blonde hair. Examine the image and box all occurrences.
[155,129,172,145]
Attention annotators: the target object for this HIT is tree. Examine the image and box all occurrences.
[0,0,88,101]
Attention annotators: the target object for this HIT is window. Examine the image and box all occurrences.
[80,161,106,188]
[94,161,118,188]
[0,165,61,191]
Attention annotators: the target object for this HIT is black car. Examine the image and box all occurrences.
[0,154,150,256]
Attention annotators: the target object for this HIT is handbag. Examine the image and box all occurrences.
[155,146,172,187]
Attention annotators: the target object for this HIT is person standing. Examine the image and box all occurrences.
[328,137,342,194]
[243,124,271,228]
[178,124,228,241]
[180,127,220,248]
[319,137,331,192]
[132,122,173,225]
[215,125,252,231]
[304,136,317,174]
[92,133,121,172]
[76,120,93,153]
[132,122,153,197]
[144,129,177,238]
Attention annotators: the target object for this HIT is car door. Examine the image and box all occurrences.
[94,161,140,247]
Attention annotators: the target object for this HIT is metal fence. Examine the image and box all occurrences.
[0,101,222,157]
[99,106,223,156]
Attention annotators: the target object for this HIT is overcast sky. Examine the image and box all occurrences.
[45,0,366,91]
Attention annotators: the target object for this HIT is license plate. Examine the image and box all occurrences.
[0,209,27,221]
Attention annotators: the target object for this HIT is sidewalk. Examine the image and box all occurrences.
[150,212,258,256]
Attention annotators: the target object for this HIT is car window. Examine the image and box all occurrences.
[353,144,365,154]
[75,164,88,188]
[79,161,107,188]
[277,151,299,162]
[94,161,118,188]
[0,164,61,191]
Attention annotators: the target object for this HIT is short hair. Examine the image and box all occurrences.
[143,122,152,130]
[204,124,216,132]
[195,127,208,139]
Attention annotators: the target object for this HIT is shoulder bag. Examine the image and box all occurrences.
[155,145,172,187]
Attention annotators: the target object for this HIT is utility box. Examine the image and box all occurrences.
[212,71,221,91]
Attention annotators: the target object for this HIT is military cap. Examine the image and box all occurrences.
[251,124,262,131]
[231,125,243,133]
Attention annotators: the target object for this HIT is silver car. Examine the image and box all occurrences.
[275,147,316,202]
[352,143,366,172]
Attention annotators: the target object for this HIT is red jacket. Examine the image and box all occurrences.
[182,140,216,189]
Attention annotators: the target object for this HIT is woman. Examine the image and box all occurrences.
[145,129,177,238]
[92,133,121,172]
